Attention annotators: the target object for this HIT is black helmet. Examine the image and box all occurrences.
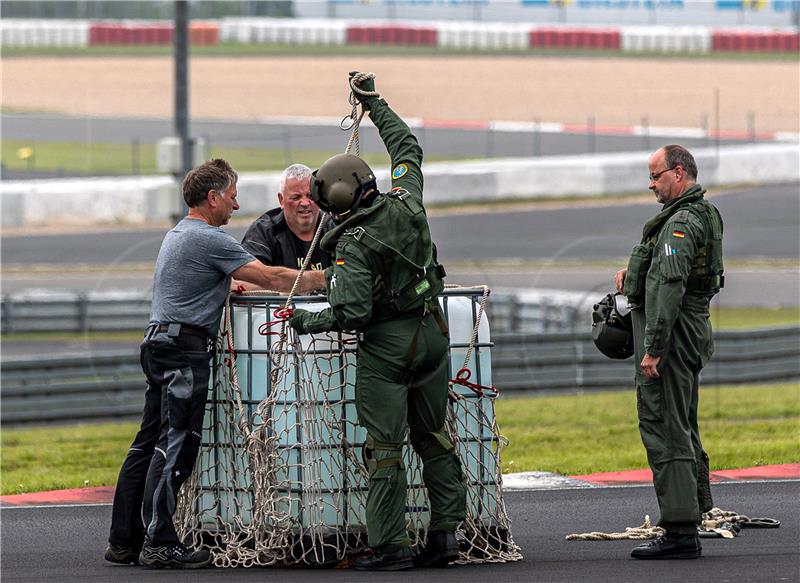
[310,153,377,218]
[591,293,633,360]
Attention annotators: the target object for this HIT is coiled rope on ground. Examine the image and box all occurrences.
[565,507,780,541]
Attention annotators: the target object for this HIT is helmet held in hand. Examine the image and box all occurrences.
[591,292,634,360]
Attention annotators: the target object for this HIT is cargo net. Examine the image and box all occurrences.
[175,288,522,568]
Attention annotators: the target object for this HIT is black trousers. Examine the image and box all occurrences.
[108,329,211,549]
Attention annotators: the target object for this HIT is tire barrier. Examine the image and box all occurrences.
[87,21,219,46]
[89,22,172,46]
[3,18,798,54]
[346,23,437,46]
[712,28,800,52]
[218,18,347,46]
[437,22,530,50]
[529,27,621,50]
[621,25,712,53]
[1,19,89,48]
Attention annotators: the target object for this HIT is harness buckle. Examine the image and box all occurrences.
[390,187,410,200]
[343,226,365,241]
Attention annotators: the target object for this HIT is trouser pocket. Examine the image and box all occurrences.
[637,378,663,422]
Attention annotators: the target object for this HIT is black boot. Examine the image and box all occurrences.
[354,545,414,571]
[413,531,460,568]
[104,543,140,565]
[631,532,702,560]
[139,543,212,569]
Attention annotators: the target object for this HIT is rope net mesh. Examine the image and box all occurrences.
[175,287,522,567]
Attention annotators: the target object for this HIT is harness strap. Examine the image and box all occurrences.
[686,274,725,291]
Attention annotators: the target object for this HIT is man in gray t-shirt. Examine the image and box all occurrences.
[150,219,254,335]
[107,159,324,569]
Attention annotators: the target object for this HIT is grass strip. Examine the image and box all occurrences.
[495,383,799,476]
[3,43,798,61]
[1,383,797,495]
[1,138,392,176]
[1,139,473,176]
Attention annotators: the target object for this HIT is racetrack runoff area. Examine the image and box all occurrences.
[2,55,797,133]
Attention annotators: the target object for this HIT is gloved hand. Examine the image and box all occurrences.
[288,308,312,335]
[348,71,379,109]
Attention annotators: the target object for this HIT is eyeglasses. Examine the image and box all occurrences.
[649,166,676,182]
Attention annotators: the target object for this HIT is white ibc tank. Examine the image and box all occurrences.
[196,287,496,531]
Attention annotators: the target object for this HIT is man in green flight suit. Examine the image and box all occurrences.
[288,72,467,571]
[615,145,724,559]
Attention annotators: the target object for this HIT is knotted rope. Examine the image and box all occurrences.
[448,285,499,399]
[565,508,780,541]
[340,71,379,156]
[566,515,664,541]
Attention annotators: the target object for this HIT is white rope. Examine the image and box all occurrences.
[565,507,775,541]
[566,515,664,541]
[341,72,379,157]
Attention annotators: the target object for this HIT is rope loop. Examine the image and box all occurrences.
[343,71,378,156]
[274,307,294,320]
[450,367,500,399]
[257,307,295,336]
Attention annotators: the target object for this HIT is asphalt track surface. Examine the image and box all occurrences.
[3,183,798,265]
[0,113,752,181]
[3,182,798,306]
[1,481,797,582]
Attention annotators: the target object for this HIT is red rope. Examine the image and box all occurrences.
[450,367,499,398]
[258,307,295,336]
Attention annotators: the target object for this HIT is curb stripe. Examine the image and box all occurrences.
[3,464,798,506]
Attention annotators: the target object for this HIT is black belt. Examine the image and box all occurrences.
[150,322,210,340]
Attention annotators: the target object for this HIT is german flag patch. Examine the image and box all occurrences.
[672,230,686,238]
[335,259,345,266]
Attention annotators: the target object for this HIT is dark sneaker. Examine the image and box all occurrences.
[104,543,140,565]
[354,545,414,571]
[413,531,460,567]
[631,533,702,560]
[139,543,212,569]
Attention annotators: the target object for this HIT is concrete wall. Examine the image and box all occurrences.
[2,143,798,228]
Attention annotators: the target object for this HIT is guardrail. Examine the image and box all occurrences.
[0,289,590,334]
[2,325,797,426]
[1,352,144,425]
[491,325,800,392]
[1,292,152,333]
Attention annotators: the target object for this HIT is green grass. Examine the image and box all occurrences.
[3,42,798,61]
[1,138,477,176]
[495,383,800,476]
[710,306,800,330]
[1,383,797,495]
[0,138,396,176]
[1,422,140,495]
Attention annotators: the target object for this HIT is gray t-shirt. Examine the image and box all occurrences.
[149,218,254,335]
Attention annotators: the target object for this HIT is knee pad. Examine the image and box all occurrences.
[362,433,404,476]
[410,427,455,462]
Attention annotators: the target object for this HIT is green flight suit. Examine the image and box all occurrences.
[624,184,724,534]
[291,99,467,550]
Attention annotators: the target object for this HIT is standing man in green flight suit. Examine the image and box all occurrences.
[288,72,467,571]
[615,145,724,560]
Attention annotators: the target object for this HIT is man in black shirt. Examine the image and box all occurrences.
[242,163,334,271]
